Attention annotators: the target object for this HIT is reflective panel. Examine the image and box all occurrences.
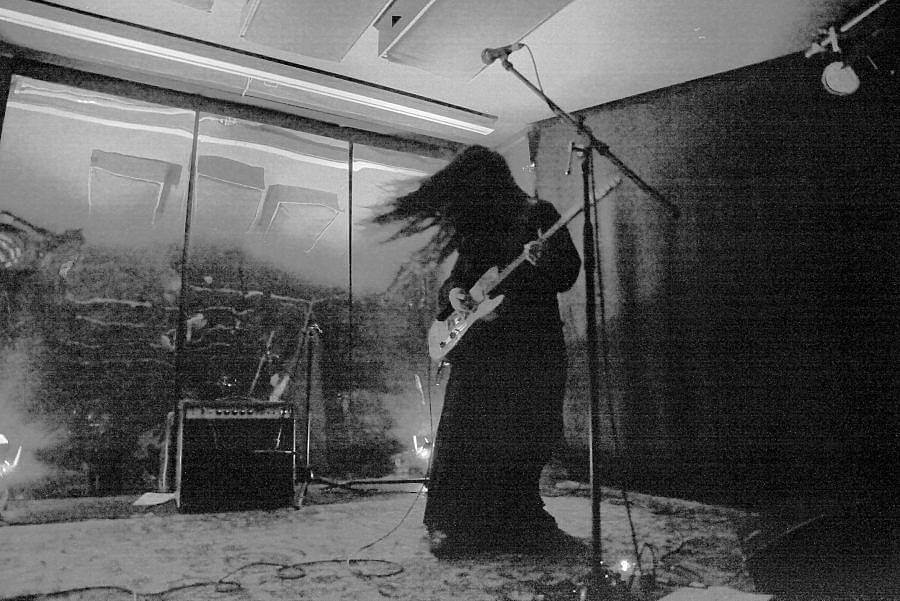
[0,73,449,499]
[0,75,195,495]
[192,115,351,288]
[350,144,446,295]
[1,76,192,245]
[182,115,351,418]
[349,144,447,477]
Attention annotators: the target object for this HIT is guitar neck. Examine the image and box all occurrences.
[481,179,620,297]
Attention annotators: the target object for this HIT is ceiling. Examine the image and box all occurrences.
[0,0,886,148]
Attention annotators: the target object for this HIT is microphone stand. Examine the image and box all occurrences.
[496,55,679,600]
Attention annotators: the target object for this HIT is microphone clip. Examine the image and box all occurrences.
[565,142,588,175]
[481,42,525,66]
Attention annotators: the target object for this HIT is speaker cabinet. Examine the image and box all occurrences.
[175,399,296,512]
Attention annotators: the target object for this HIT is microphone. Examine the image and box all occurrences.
[481,42,525,65]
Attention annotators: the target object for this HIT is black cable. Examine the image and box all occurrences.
[637,541,659,585]
[656,531,728,589]
[659,528,689,562]
[346,362,436,556]
[522,44,544,92]
[0,555,406,601]
[213,559,300,593]
[1,585,134,601]
[291,558,404,579]
[351,482,427,555]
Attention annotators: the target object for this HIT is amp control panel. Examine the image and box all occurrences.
[180,399,293,420]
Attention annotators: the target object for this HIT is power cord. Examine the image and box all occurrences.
[337,366,437,568]
[0,555,407,601]
[521,44,544,92]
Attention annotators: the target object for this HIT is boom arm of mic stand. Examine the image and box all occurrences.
[499,57,680,220]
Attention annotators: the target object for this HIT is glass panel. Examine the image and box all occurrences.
[0,75,196,496]
[185,114,351,474]
[191,114,350,287]
[0,73,450,499]
[350,144,448,477]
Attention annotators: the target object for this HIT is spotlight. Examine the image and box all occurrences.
[0,442,22,478]
[822,61,861,95]
[413,435,433,460]
[804,0,894,96]
[617,558,633,574]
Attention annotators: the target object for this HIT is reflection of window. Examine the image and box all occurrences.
[256,184,341,252]
[88,150,182,228]
[195,155,266,235]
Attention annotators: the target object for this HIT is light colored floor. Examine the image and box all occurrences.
[0,487,754,601]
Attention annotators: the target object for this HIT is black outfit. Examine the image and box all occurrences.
[424,197,581,548]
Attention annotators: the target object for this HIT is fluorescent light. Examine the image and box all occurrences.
[9,100,431,176]
[0,7,494,136]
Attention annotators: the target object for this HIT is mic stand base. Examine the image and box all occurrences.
[575,564,632,600]
[296,471,361,507]
[339,477,428,487]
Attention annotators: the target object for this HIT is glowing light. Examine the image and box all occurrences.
[618,559,633,573]
[413,435,433,460]
[0,8,496,136]
[822,61,860,96]
[0,446,22,478]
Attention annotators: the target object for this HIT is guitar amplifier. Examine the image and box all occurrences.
[175,398,296,512]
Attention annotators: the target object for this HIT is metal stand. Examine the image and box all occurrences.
[496,56,679,599]
[292,315,351,506]
[286,301,426,500]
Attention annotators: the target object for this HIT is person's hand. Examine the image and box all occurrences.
[523,239,545,265]
[448,287,474,313]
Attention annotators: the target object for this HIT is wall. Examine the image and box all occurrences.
[534,52,897,512]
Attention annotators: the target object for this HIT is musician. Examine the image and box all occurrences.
[375,145,581,556]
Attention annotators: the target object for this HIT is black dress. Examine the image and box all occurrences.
[424,197,581,541]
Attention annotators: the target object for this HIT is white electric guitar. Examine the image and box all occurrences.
[427,178,621,361]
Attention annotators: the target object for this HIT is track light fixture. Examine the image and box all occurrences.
[804,0,894,96]
[821,60,861,96]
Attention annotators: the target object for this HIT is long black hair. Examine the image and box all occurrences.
[372,145,528,263]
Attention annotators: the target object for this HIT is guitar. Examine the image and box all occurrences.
[427,178,621,361]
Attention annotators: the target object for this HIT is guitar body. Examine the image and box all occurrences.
[428,267,505,361]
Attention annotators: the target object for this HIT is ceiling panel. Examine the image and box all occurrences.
[172,0,214,11]
[240,0,388,62]
[376,0,576,80]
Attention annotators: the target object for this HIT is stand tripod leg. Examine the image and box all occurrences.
[291,317,364,506]
[297,468,364,507]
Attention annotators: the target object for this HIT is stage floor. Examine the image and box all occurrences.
[0,484,759,600]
